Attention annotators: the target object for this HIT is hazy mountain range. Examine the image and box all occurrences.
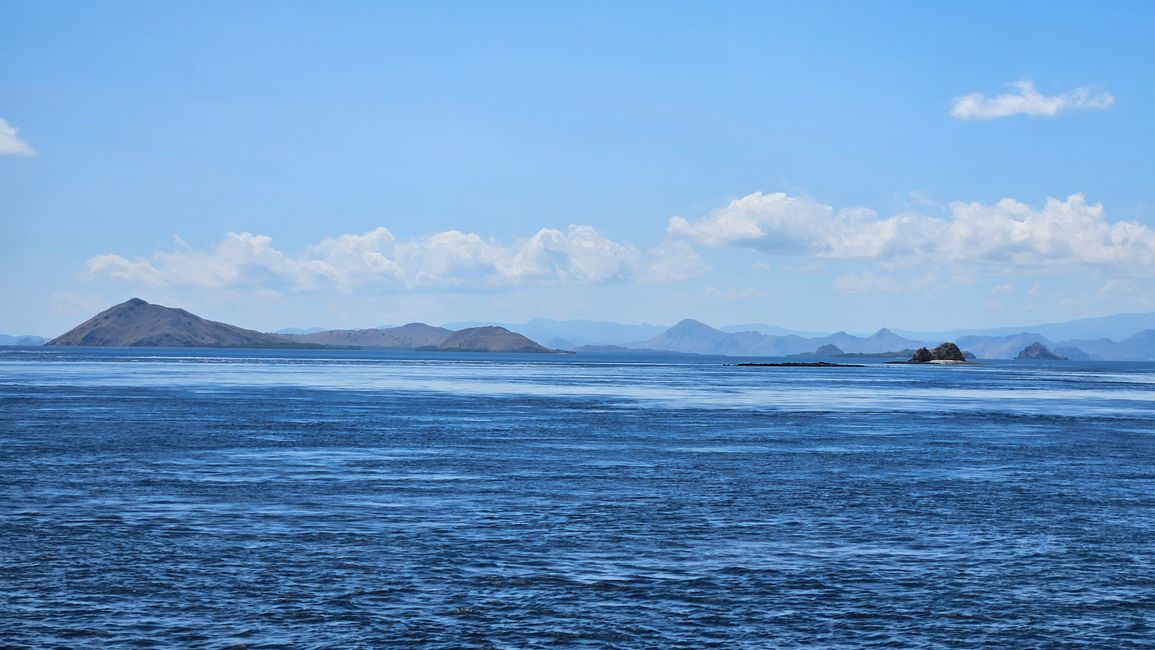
[434,314,1155,360]
[0,334,47,346]
[891,310,1155,346]
[9,301,1155,360]
[622,319,1155,361]
[430,316,1155,360]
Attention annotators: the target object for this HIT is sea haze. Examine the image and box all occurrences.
[2,349,1154,648]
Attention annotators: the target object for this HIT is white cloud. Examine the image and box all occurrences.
[669,193,837,254]
[950,80,1114,120]
[0,117,35,156]
[81,254,168,286]
[671,192,1155,272]
[81,225,703,291]
[640,240,707,282]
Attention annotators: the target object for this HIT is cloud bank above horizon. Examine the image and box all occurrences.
[81,225,705,293]
[950,80,1114,120]
[80,192,1155,305]
[669,192,1155,272]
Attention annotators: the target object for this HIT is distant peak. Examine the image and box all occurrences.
[872,327,894,337]
[673,318,709,328]
[124,298,149,306]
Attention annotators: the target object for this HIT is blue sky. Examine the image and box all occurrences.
[5,2,1155,335]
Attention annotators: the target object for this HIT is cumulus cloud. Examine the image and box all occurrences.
[81,254,168,286]
[950,80,1114,120]
[670,192,1155,272]
[0,117,35,156]
[80,225,703,291]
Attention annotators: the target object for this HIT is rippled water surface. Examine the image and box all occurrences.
[3,348,1154,648]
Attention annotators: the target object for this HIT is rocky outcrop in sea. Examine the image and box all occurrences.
[1016,342,1067,360]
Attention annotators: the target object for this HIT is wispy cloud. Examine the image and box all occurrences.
[670,191,1155,271]
[704,286,768,300]
[949,80,1114,120]
[0,117,35,156]
[832,271,941,295]
[81,225,704,291]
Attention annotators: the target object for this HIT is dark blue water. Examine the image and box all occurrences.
[3,348,1153,648]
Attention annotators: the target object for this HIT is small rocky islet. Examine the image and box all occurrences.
[886,342,973,364]
[1016,342,1068,360]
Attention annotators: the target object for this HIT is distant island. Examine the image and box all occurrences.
[1016,342,1067,360]
[0,334,47,346]
[47,298,320,348]
[282,323,453,349]
[887,342,972,365]
[417,326,556,353]
[23,297,1155,359]
[47,298,561,353]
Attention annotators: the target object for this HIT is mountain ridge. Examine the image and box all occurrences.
[285,323,453,348]
[47,298,309,348]
[420,326,556,353]
[0,334,48,346]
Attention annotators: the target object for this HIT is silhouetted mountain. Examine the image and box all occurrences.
[814,344,844,356]
[893,310,1155,346]
[0,334,47,346]
[1061,329,1155,361]
[1052,345,1092,361]
[1118,329,1155,360]
[437,309,1155,355]
[421,326,553,353]
[545,336,576,350]
[637,319,746,355]
[956,333,1052,360]
[787,344,844,358]
[635,320,929,357]
[288,323,452,348]
[47,298,305,348]
[1016,342,1067,360]
[821,328,928,354]
[989,311,1155,342]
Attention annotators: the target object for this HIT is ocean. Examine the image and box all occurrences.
[2,348,1153,648]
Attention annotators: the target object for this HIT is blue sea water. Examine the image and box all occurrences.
[2,348,1153,648]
